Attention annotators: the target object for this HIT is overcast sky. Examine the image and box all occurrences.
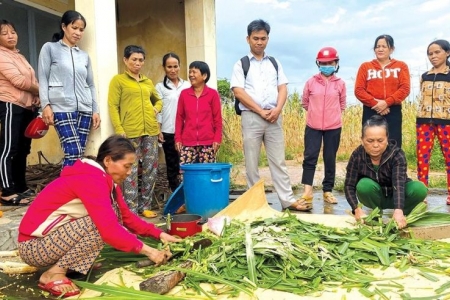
[215,0,450,105]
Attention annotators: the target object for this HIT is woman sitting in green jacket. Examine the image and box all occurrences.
[108,45,162,215]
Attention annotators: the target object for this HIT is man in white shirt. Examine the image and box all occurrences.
[230,19,308,211]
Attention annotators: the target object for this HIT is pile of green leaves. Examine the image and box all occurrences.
[92,210,450,299]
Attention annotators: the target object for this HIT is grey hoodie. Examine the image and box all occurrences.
[38,40,98,113]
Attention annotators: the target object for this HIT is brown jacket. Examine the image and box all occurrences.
[417,65,450,124]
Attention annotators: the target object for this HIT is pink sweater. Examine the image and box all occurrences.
[18,159,163,253]
[0,46,37,108]
[302,73,346,130]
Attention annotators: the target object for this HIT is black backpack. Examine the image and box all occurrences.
[234,56,279,115]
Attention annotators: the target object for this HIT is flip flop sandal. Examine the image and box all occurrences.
[286,195,313,212]
[38,278,80,297]
[142,210,157,218]
[0,194,31,206]
[19,189,35,197]
[323,192,338,204]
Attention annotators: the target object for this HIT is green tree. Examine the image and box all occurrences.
[217,78,232,102]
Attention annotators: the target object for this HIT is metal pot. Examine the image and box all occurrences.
[166,214,205,238]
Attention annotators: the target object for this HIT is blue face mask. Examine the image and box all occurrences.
[319,65,336,76]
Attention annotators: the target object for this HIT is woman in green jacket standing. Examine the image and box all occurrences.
[108,45,162,214]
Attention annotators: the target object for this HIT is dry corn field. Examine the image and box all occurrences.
[218,97,445,177]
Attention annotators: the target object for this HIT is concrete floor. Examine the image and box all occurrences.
[264,190,450,215]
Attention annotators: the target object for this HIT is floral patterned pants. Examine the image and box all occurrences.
[179,145,216,165]
[123,135,158,213]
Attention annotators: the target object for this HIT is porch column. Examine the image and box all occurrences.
[75,0,117,155]
[184,0,217,88]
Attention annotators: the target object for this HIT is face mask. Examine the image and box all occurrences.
[319,65,336,76]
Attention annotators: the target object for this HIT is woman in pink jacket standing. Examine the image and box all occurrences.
[298,47,346,211]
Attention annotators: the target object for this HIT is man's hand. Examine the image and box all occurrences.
[392,209,407,229]
[263,107,282,123]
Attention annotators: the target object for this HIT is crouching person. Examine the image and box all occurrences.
[344,115,427,229]
[18,135,180,297]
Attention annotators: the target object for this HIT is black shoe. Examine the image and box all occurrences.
[0,194,31,206]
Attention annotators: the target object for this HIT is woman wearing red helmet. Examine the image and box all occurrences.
[355,35,410,148]
[297,47,346,210]
[0,20,40,206]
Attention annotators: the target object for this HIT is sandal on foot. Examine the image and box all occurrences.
[0,194,31,206]
[286,196,313,212]
[323,192,338,204]
[19,189,35,197]
[38,278,80,297]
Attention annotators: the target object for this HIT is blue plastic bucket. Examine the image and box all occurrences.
[181,163,232,218]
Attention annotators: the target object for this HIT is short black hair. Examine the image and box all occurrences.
[124,45,145,59]
[189,61,210,83]
[0,20,16,31]
[247,19,270,36]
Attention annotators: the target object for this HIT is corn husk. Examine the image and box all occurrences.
[0,261,38,274]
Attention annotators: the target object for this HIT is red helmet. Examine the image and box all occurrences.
[316,47,339,62]
[25,116,49,139]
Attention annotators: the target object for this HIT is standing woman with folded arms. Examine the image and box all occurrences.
[156,53,190,192]
[0,20,40,206]
[355,34,410,148]
[38,10,100,167]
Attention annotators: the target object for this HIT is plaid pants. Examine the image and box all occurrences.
[18,216,104,275]
[54,111,92,167]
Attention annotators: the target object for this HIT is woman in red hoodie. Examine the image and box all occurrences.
[355,34,410,148]
[175,61,222,164]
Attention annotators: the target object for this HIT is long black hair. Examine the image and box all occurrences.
[52,10,86,42]
[96,135,135,169]
[162,52,181,90]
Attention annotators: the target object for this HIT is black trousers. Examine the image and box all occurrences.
[301,126,341,192]
[161,133,180,191]
[362,105,402,148]
[0,102,33,196]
